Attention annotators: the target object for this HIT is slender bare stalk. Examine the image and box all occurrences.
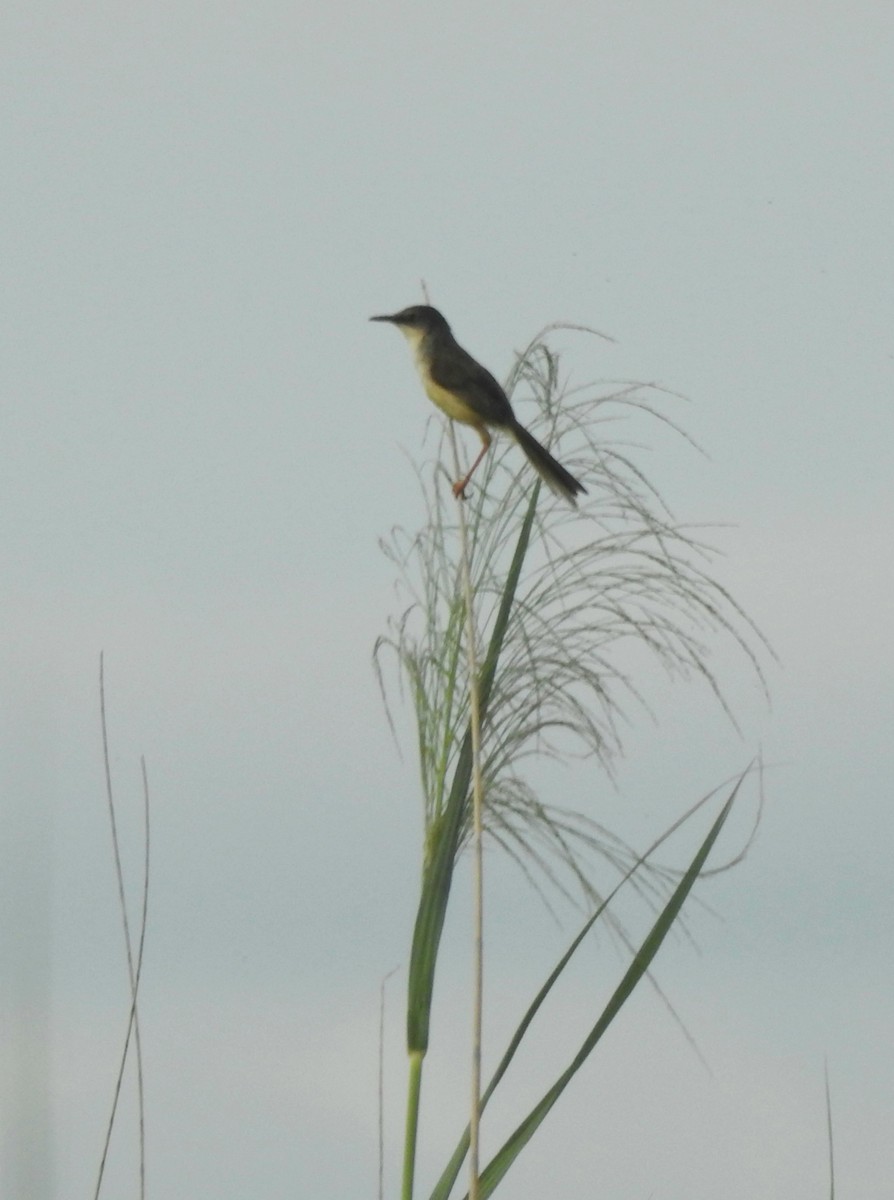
[449,426,486,1200]
[95,655,149,1200]
[135,757,150,1195]
[825,1060,835,1200]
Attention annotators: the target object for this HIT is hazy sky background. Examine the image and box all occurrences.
[2,3,893,1197]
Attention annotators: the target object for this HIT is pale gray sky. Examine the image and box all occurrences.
[2,3,893,1198]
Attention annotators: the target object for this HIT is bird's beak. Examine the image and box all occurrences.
[370,313,398,323]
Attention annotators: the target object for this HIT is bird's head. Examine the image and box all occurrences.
[370,305,451,338]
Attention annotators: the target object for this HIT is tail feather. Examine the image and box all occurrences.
[509,421,587,506]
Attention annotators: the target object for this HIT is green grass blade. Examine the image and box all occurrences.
[428,773,745,1200]
[428,887,611,1200]
[469,777,742,1199]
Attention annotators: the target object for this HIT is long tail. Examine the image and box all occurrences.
[509,421,587,506]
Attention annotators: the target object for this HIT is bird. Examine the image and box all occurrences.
[370,304,586,505]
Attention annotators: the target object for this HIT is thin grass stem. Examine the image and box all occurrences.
[95,655,149,1200]
[449,426,485,1200]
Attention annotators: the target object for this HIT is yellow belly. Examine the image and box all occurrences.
[422,377,484,427]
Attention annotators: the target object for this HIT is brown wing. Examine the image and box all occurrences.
[428,340,516,429]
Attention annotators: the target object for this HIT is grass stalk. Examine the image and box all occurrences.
[449,426,486,1200]
[95,655,150,1200]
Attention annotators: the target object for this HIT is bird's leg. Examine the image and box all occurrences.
[452,427,492,499]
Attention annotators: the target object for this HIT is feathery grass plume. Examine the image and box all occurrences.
[377,324,769,903]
